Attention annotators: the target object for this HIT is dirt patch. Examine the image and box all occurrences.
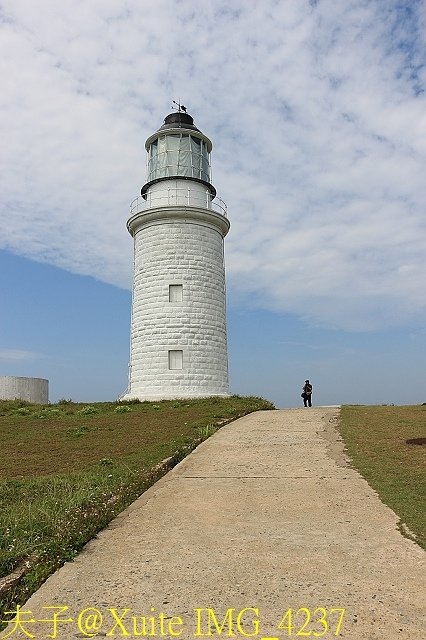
[320,408,349,468]
[406,437,426,446]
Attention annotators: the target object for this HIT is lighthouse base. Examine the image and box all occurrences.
[119,391,230,402]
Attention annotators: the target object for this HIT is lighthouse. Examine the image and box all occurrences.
[121,107,230,401]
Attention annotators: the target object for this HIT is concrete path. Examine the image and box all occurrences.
[6,408,425,639]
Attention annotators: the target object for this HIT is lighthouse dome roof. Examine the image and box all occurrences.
[158,112,201,132]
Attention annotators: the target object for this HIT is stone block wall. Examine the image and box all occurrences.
[123,208,230,400]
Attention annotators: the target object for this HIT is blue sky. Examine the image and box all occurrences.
[1,0,425,407]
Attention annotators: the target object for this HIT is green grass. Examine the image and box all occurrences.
[339,405,426,549]
[0,395,274,619]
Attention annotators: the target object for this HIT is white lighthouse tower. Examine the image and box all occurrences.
[121,107,230,401]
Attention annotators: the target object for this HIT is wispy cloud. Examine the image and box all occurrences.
[0,0,425,330]
[0,349,41,362]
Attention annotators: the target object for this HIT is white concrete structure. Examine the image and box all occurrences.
[121,110,230,401]
[0,376,49,403]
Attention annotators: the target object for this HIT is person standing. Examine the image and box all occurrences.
[302,379,313,407]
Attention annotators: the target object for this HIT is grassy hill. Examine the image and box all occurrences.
[0,395,274,616]
[1,400,424,623]
[339,404,426,550]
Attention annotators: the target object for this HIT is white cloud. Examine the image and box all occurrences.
[0,0,425,330]
[0,349,41,362]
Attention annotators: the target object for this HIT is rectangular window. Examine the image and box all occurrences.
[169,284,183,302]
[168,350,183,370]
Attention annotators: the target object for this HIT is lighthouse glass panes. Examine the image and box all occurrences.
[147,133,210,182]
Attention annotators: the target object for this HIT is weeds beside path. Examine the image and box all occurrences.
[0,395,274,619]
[339,404,426,549]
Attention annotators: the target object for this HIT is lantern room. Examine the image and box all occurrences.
[141,112,215,198]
